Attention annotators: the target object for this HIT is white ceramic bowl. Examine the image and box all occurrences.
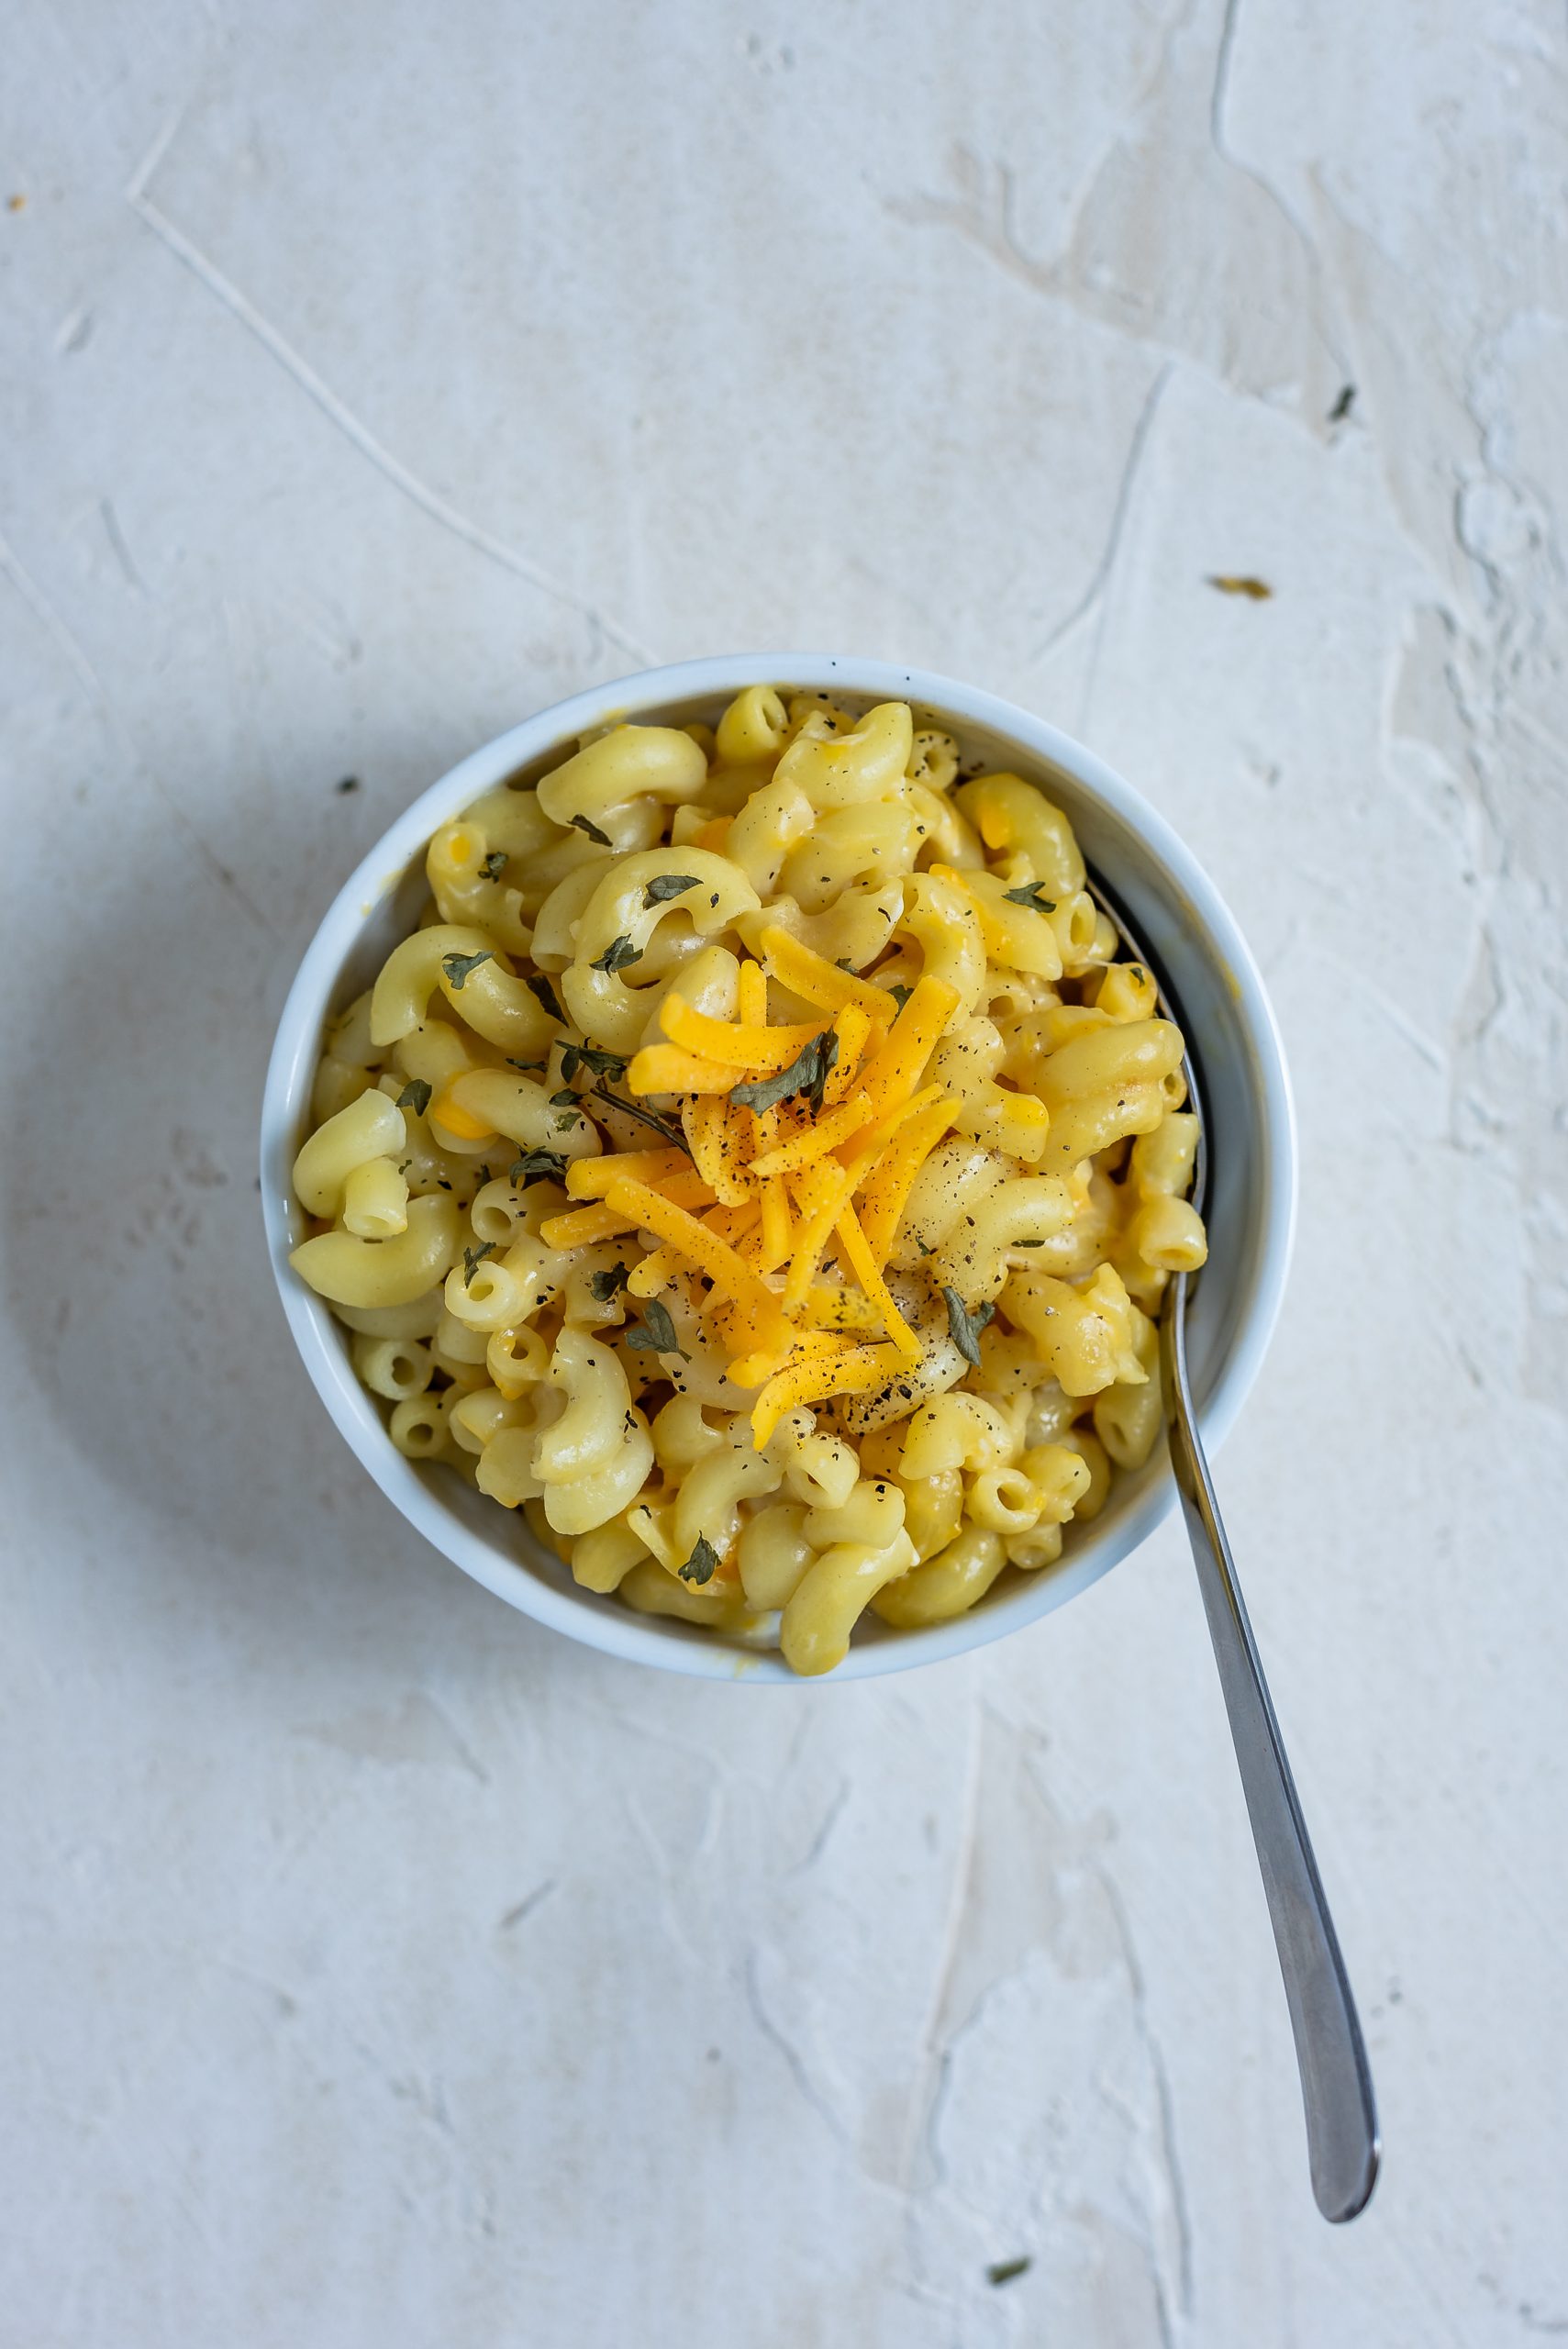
[261,655,1295,1683]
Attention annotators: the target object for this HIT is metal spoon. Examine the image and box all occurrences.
[1085,868,1380,2223]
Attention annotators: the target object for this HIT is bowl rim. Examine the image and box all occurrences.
[261,652,1296,1685]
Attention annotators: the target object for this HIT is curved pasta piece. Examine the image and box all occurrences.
[725,776,816,896]
[427,819,533,956]
[895,873,986,1021]
[735,879,906,975]
[290,1194,462,1308]
[370,925,558,1056]
[1005,1264,1146,1397]
[534,1329,635,1480]
[952,774,1085,897]
[716,685,789,766]
[927,1174,1075,1306]
[572,1519,652,1594]
[900,1393,1016,1480]
[778,801,923,913]
[780,1530,918,1675]
[430,1068,601,1164]
[925,1018,1051,1163]
[738,1500,815,1610]
[772,701,914,810]
[870,1526,1006,1629]
[536,725,710,827]
[543,1415,656,1536]
[671,1437,784,1566]
[562,848,761,1052]
[293,1089,406,1217]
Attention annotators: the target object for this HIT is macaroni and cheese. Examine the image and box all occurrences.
[290,690,1207,1674]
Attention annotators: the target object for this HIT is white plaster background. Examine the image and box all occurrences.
[3,3,1565,2343]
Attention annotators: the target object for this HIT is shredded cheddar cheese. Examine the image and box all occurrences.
[758,925,901,1020]
[659,994,822,1072]
[750,1338,913,1448]
[831,1201,922,1362]
[751,1092,873,1179]
[565,1148,692,1198]
[856,1095,960,1264]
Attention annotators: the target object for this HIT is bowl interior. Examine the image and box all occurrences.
[262,659,1292,1684]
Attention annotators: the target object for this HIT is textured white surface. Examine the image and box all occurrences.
[2,4,1565,2343]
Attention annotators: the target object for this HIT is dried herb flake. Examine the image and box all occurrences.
[678,1535,718,1586]
[942,1286,995,1368]
[643,874,699,907]
[395,1079,432,1118]
[1003,883,1056,914]
[731,1030,838,1117]
[560,1041,628,1085]
[571,812,613,846]
[462,1241,499,1288]
[441,948,495,990]
[523,971,566,1024]
[590,934,643,975]
[509,1147,570,1188]
[625,1297,687,1359]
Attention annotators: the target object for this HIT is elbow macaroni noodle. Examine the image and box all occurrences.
[290,691,1207,1674]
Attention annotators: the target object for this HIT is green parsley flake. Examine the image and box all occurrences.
[509,1147,569,1187]
[560,1041,629,1085]
[441,948,495,990]
[678,1535,719,1586]
[731,1029,839,1117]
[524,972,566,1023]
[462,1241,498,1288]
[395,1078,432,1118]
[590,935,643,975]
[941,1286,995,1368]
[625,1297,687,1358]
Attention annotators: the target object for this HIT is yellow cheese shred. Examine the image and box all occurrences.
[783,1161,853,1307]
[855,1096,959,1264]
[751,1092,873,1179]
[541,1165,712,1251]
[604,1177,776,1316]
[831,1201,922,1362]
[750,1339,913,1449]
[737,959,768,1027]
[758,925,900,1020]
[800,1281,885,1333]
[659,994,821,1073]
[854,974,960,1119]
[684,1093,751,1205]
[627,1044,741,1096]
[565,1148,692,1199]
[822,1003,873,1106]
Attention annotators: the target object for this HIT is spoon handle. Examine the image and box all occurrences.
[1162,1277,1381,2222]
